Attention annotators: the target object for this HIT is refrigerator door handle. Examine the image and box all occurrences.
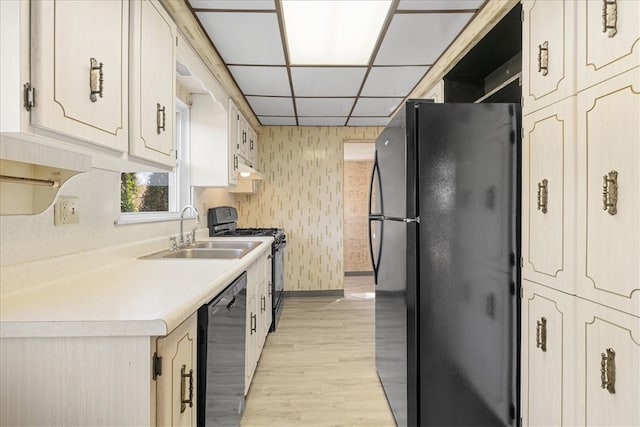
[368,151,384,284]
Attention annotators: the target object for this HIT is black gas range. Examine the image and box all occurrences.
[207,206,285,332]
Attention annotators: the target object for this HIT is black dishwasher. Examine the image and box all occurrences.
[197,272,247,426]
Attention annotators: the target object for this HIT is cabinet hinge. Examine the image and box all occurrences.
[519,416,523,427]
[24,83,35,111]
[176,36,179,47]
[520,257,524,269]
[521,9,524,23]
[152,352,162,380]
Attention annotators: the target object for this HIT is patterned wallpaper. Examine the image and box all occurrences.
[344,160,375,273]
[236,126,382,292]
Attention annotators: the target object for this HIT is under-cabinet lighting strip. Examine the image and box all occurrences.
[0,174,60,188]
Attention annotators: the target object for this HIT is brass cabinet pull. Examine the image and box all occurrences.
[600,348,616,394]
[536,317,547,352]
[251,313,257,334]
[602,170,618,215]
[156,103,166,134]
[89,58,104,102]
[180,364,194,413]
[537,179,549,213]
[537,41,549,76]
[602,0,618,38]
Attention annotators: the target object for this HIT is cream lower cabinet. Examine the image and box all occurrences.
[245,252,271,395]
[28,0,129,152]
[575,68,640,317]
[575,297,640,426]
[522,97,576,293]
[156,313,197,427]
[521,280,576,427]
[129,0,176,167]
[576,0,640,92]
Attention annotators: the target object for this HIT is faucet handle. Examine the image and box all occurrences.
[169,237,178,251]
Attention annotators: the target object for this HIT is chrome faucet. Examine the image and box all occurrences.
[179,204,200,247]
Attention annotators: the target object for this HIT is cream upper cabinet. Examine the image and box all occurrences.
[228,99,240,185]
[575,69,640,316]
[521,280,576,427]
[29,0,128,152]
[576,0,640,92]
[522,0,576,112]
[129,0,176,168]
[522,97,576,292]
[156,313,197,427]
[575,298,640,427]
[237,114,249,160]
[247,127,258,167]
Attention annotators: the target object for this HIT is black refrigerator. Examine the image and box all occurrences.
[368,100,520,427]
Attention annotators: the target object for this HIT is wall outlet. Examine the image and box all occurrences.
[54,196,79,225]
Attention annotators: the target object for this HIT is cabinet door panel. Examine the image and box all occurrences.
[522,0,576,112]
[576,0,640,91]
[129,0,176,167]
[576,299,640,426]
[576,69,640,316]
[522,98,576,292]
[228,99,239,185]
[521,280,575,427]
[30,0,128,151]
[156,314,197,427]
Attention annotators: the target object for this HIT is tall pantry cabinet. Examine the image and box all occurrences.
[520,1,640,426]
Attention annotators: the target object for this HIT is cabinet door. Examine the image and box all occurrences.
[156,313,197,427]
[30,0,128,151]
[228,99,239,185]
[522,98,576,293]
[245,290,257,395]
[522,0,576,112]
[576,69,640,316]
[576,0,640,91]
[129,0,176,167]
[521,280,576,427]
[575,299,640,426]
[248,127,258,166]
[265,253,273,332]
[237,114,249,160]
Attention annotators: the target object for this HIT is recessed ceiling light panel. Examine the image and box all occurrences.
[282,0,392,65]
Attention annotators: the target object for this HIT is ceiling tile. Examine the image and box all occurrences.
[374,13,474,65]
[246,96,295,116]
[347,117,391,126]
[397,0,484,10]
[258,116,297,126]
[228,66,290,96]
[298,117,348,126]
[196,12,285,65]
[351,98,403,117]
[291,68,367,97]
[189,0,275,10]
[360,66,429,96]
[296,98,355,116]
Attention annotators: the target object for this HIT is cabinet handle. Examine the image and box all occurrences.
[156,103,166,134]
[89,58,104,102]
[180,364,193,413]
[602,170,618,215]
[268,282,272,297]
[535,317,547,352]
[537,41,549,76]
[261,295,266,312]
[537,179,548,213]
[600,348,616,394]
[602,0,618,38]
[251,313,257,334]
[233,155,238,171]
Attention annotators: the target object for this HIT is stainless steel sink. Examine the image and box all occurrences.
[192,241,261,250]
[140,241,261,260]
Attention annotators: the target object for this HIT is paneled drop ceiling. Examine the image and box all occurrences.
[187,0,486,126]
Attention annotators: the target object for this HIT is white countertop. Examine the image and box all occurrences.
[0,236,273,338]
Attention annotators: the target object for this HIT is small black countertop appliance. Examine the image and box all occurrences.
[207,206,286,331]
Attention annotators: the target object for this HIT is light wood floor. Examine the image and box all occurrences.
[241,275,396,427]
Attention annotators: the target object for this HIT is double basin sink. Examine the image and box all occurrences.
[141,240,262,260]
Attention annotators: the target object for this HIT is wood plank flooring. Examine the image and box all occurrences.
[241,276,396,427]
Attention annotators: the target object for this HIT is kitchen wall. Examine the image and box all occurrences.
[235,126,382,292]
